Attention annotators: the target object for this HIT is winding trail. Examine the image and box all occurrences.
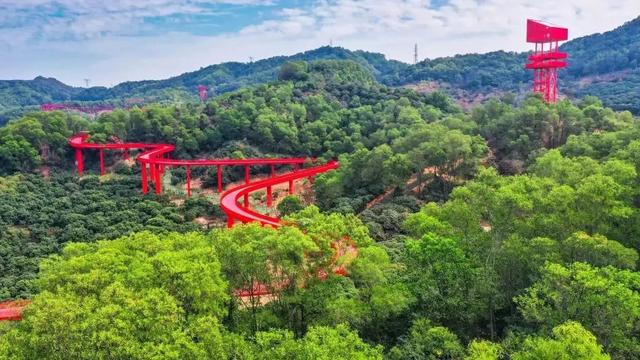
[0,133,340,321]
[68,133,338,227]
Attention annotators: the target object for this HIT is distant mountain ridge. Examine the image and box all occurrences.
[1,16,639,122]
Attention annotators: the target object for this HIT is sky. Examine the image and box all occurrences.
[1,0,639,87]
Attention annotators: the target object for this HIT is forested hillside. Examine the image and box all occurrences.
[1,59,639,359]
[1,16,639,125]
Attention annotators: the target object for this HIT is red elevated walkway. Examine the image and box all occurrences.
[68,133,338,227]
[1,135,340,321]
[0,300,29,321]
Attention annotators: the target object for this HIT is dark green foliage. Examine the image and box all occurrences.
[0,173,199,300]
[277,195,304,216]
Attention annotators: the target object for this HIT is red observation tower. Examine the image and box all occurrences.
[197,85,208,102]
[525,19,568,103]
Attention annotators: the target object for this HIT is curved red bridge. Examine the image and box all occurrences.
[1,134,338,321]
[68,133,338,227]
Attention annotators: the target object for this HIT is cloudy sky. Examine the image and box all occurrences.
[1,0,638,86]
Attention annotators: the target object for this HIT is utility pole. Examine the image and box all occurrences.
[414,44,418,64]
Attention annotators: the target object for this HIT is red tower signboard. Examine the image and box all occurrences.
[525,19,568,103]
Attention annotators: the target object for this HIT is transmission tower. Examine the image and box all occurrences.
[414,44,418,64]
[525,19,568,103]
[83,78,90,88]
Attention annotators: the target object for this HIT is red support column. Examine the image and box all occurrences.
[227,215,234,228]
[154,164,162,195]
[186,165,191,197]
[217,165,223,193]
[267,164,275,206]
[75,149,84,176]
[99,149,105,176]
[244,165,250,207]
[141,163,148,194]
[289,163,295,194]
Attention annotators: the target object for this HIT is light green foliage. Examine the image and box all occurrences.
[254,324,383,360]
[465,340,502,360]
[211,223,317,331]
[393,122,488,181]
[389,319,465,360]
[562,232,638,269]
[512,321,610,360]
[0,232,231,359]
[516,263,640,359]
[284,207,411,339]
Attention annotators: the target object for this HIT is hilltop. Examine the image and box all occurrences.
[0,16,638,123]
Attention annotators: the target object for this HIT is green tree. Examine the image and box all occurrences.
[464,340,502,360]
[0,232,231,359]
[512,321,610,360]
[389,319,465,360]
[403,233,485,334]
[277,195,305,216]
[516,263,640,359]
[211,223,317,333]
[561,232,638,269]
[254,324,383,360]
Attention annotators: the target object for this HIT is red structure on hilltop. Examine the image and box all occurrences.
[197,85,208,101]
[525,19,568,103]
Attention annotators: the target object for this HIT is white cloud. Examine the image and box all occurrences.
[0,0,273,40]
[1,0,639,85]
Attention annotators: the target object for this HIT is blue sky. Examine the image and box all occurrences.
[1,0,639,86]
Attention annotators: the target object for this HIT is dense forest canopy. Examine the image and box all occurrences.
[0,58,639,359]
[1,16,639,125]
